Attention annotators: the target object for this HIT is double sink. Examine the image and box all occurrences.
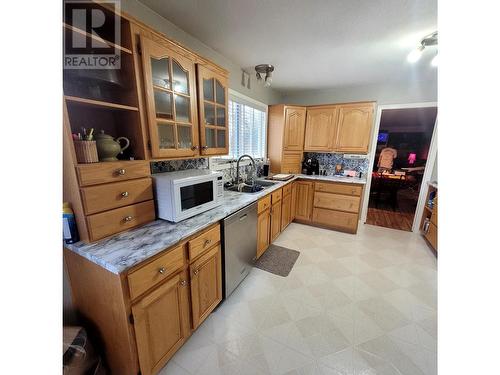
[225,179,278,193]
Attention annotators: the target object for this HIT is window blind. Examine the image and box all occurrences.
[227,97,267,159]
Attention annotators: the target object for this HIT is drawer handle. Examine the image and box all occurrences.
[351,190,356,195]
[116,168,126,175]
[124,216,133,222]
[204,239,212,247]
[193,269,199,276]
[158,267,166,274]
[121,191,129,198]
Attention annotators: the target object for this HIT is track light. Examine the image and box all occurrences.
[255,64,274,87]
[407,31,438,64]
[431,54,438,67]
[407,45,424,63]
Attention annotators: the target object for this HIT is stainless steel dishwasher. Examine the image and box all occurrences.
[222,201,257,298]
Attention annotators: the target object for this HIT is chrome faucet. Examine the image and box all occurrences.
[235,154,256,186]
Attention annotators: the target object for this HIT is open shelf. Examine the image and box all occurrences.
[66,101,147,161]
[64,95,138,112]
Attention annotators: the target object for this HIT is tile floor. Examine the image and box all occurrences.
[160,223,437,375]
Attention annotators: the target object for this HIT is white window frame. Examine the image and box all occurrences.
[209,89,268,171]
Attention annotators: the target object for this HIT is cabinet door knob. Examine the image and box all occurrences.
[191,145,199,150]
[193,269,199,276]
[180,280,187,286]
[202,145,208,150]
[158,267,166,274]
[204,239,212,247]
[124,216,133,222]
[121,191,129,197]
[117,168,126,175]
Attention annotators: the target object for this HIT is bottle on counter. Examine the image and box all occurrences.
[263,158,270,177]
[63,202,79,244]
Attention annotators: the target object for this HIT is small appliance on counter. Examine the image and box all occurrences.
[152,169,224,222]
[302,158,319,175]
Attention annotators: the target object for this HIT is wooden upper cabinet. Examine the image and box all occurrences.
[335,103,374,154]
[140,35,199,158]
[197,65,229,156]
[304,106,339,151]
[132,271,191,375]
[283,107,306,151]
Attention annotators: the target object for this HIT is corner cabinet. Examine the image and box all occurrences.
[335,103,374,153]
[283,107,306,151]
[140,35,199,158]
[197,65,229,155]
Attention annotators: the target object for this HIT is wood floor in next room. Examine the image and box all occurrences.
[160,223,437,375]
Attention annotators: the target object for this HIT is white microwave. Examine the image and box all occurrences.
[152,170,224,222]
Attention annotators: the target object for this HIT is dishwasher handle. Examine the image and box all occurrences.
[239,214,248,221]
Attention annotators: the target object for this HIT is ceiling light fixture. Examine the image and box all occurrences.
[255,64,274,87]
[407,31,438,64]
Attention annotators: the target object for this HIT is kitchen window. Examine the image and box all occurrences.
[222,91,268,160]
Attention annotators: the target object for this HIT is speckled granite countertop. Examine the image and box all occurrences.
[65,174,365,274]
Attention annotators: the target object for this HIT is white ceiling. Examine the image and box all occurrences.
[139,0,437,93]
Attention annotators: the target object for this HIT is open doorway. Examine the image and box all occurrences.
[365,106,437,231]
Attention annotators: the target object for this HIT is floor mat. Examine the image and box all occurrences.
[254,244,300,277]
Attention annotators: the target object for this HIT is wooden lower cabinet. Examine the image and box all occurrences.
[295,181,314,222]
[281,190,292,230]
[132,271,191,375]
[310,181,363,234]
[312,207,359,233]
[257,206,271,258]
[425,222,438,250]
[190,245,222,329]
[270,201,282,242]
[64,223,223,375]
[290,182,297,221]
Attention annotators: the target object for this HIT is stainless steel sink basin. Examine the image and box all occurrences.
[225,179,277,193]
[254,179,278,187]
[226,184,264,193]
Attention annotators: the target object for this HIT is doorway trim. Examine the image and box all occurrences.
[360,102,438,233]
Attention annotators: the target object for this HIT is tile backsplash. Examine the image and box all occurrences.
[303,152,369,175]
[150,158,263,183]
[150,158,208,174]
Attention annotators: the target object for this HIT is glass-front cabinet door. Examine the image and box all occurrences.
[197,65,229,155]
[140,35,199,158]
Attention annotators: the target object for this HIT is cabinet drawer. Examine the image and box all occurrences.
[283,183,292,196]
[314,192,360,213]
[258,195,271,214]
[128,244,185,300]
[281,151,302,174]
[87,200,155,241]
[271,189,282,204]
[425,222,437,250]
[315,182,363,196]
[312,207,358,233]
[188,224,221,261]
[81,178,153,215]
[76,161,150,186]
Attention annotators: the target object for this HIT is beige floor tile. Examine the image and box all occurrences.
[159,223,436,375]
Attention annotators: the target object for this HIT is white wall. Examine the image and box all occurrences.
[281,80,437,106]
[121,0,283,105]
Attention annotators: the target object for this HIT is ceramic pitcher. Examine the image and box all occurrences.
[95,131,130,162]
